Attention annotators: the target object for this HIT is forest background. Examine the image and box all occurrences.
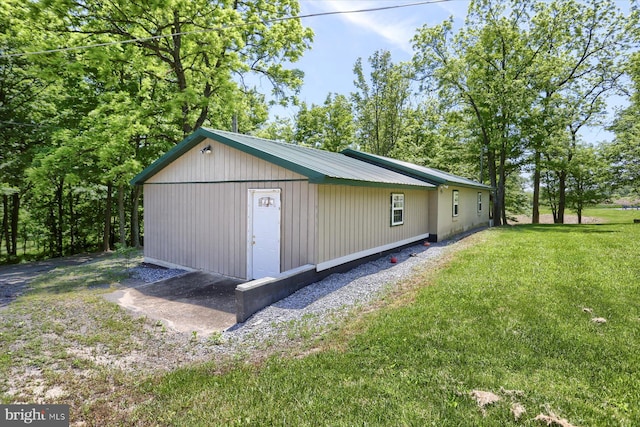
[1,0,639,263]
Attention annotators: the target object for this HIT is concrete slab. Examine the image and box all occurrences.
[105,271,244,336]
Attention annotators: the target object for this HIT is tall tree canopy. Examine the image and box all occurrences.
[294,94,354,151]
[412,0,631,225]
[607,51,640,200]
[1,0,312,260]
[30,0,312,137]
[352,50,413,157]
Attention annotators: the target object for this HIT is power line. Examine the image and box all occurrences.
[0,0,451,59]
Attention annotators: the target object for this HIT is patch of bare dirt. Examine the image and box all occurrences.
[470,390,501,416]
[511,213,601,224]
[469,387,530,421]
[581,306,607,324]
[0,256,231,426]
[535,412,580,427]
[511,402,526,421]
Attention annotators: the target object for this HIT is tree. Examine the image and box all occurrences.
[254,116,295,143]
[293,94,354,151]
[5,0,313,256]
[607,51,640,200]
[412,1,535,226]
[31,0,312,138]
[566,145,607,223]
[527,0,629,224]
[322,94,355,152]
[352,50,413,157]
[396,100,479,179]
[294,101,326,148]
[0,0,68,259]
[604,130,640,200]
[412,0,631,225]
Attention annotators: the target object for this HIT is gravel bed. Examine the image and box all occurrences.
[127,230,481,359]
[129,263,189,283]
[216,230,482,355]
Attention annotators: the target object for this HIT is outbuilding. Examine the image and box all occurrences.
[132,127,436,279]
[131,128,491,320]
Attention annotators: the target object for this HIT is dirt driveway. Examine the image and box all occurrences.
[0,253,109,307]
[1,255,243,334]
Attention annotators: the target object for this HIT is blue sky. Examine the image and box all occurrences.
[292,0,467,101]
[269,0,468,116]
[265,0,630,144]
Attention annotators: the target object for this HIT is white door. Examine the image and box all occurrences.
[248,189,281,279]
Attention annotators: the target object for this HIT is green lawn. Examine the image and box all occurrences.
[585,206,640,224]
[131,212,640,426]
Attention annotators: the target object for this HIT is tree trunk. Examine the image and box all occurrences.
[55,180,64,257]
[557,130,577,225]
[487,149,501,226]
[532,150,541,224]
[103,182,113,252]
[544,170,558,223]
[498,146,508,225]
[118,184,126,247]
[48,205,56,257]
[131,185,142,249]
[577,207,583,224]
[2,195,9,256]
[10,193,19,257]
[557,170,566,224]
[69,185,75,253]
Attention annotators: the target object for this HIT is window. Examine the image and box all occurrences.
[477,192,482,213]
[391,193,404,226]
[452,190,459,217]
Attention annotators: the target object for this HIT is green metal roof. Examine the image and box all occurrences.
[131,128,435,189]
[342,149,492,190]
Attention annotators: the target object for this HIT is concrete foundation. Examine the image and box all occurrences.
[235,236,429,323]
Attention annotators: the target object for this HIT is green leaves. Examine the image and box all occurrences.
[1,0,313,258]
[411,0,631,223]
[352,50,412,157]
[293,94,355,152]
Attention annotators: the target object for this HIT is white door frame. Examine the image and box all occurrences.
[246,188,281,280]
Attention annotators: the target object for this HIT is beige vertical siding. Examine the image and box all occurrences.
[144,181,317,279]
[142,134,488,276]
[317,185,430,265]
[143,138,317,279]
[434,186,490,241]
[147,138,305,183]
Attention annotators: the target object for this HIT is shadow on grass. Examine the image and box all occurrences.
[510,223,619,234]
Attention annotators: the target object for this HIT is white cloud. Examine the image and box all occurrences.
[307,0,427,53]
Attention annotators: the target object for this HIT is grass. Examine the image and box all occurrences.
[521,205,640,224]
[0,252,155,421]
[130,211,640,426]
[2,209,639,425]
[584,206,640,224]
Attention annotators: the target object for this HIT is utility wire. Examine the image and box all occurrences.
[1,0,451,59]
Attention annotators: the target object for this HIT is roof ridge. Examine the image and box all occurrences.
[131,127,434,189]
[205,127,341,155]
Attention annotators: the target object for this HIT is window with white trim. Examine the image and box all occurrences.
[391,193,404,226]
[452,190,459,217]
[477,192,482,213]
